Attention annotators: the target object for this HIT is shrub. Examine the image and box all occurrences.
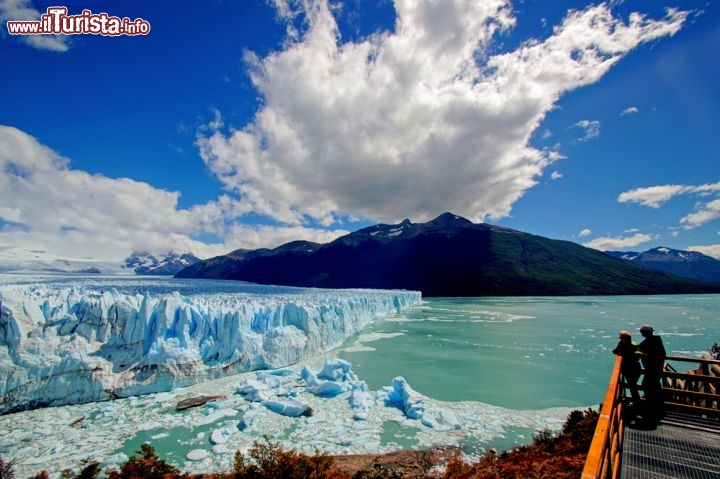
[232,439,345,479]
[442,409,599,479]
[531,428,553,446]
[60,459,102,479]
[352,463,405,479]
[562,408,600,450]
[0,456,15,479]
[116,443,185,479]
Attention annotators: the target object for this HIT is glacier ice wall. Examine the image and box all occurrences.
[0,278,420,414]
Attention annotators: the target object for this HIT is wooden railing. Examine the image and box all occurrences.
[581,356,624,479]
[582,354,720,479]
[663,355,720,415]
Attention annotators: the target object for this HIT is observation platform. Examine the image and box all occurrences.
[582,355,720,479]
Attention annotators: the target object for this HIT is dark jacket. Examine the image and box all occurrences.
[613,340,641,376]
[637,335,666,376]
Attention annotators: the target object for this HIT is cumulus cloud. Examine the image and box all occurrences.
[688,244,720,260]
[682,198,720,228]
[197,1,687,226]
[618,182,720,228]
[0,0,70,51]
[579,228,592,237]
[0,126,348,260]
[583,233,652,251]
[550,171,563,180]
[621,106,639,116]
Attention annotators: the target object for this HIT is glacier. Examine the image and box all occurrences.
[0,275,421,414]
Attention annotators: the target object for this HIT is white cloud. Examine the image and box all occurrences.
[618,184,688,208]
[579,228,592,237]
[550,171,563,180]
[583,233,653,251]
[197,1,687,226]
[574,119,601,141]
[681,198,720,228]
[0,0,70,52]
[618,182,720,228]
[620,106,639,116]
[687,244,720,260]
[0,126,347,260]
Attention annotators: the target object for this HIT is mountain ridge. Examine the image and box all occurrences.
[606,246,720,285]
[177,213,720,296]
[124,250,202,275]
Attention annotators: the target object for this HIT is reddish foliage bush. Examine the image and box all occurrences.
[442,408,599,479]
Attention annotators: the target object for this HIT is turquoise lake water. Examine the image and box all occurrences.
[337,295,720,410]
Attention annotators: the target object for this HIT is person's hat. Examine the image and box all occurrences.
[619,330,631,338]
[639,325,654,332]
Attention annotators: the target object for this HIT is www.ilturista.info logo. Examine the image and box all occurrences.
[7,7,150,36]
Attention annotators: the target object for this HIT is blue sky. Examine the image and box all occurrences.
[1,0,719,262]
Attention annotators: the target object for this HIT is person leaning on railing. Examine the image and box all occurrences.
[636,324,666,425]
[612,330,641,405]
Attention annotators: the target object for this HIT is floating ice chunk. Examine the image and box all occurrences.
[420,409,461,430]
[256,368,295,379]
[421,415,441,429]
[238,409,257,431]
[386,376,425,420]
[186,449,209,461]
[317,358,354,381]
[264,398,310,417]
[348,381,374,420]
[236,379,270,402]
[260,375,283,389]
[210,427,234,445]
[306,377,347,397]
[299,365,316,381]
[195,408,237,426]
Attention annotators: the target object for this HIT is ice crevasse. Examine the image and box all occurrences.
[0,283,421,414]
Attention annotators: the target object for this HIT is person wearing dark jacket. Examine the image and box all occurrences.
[636,324,666,424]
[612,330,641,404]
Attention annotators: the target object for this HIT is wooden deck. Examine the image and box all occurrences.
[582,355,720,479]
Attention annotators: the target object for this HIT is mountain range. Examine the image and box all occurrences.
[0,248,201,276]
[606,247,720,285]
[123,250,201,275]
[176,213,720,296]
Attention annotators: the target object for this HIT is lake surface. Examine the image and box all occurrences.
[1,282,718,477]
[337,295,720,410]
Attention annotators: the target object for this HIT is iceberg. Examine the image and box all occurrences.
[0,277,420,413]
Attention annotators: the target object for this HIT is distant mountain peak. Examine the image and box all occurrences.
[124,251,201,276]
[606,246,720,285]
[429,212,473,225]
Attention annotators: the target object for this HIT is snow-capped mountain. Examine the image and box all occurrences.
[606,247,720,285]
[123,250,201,275]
